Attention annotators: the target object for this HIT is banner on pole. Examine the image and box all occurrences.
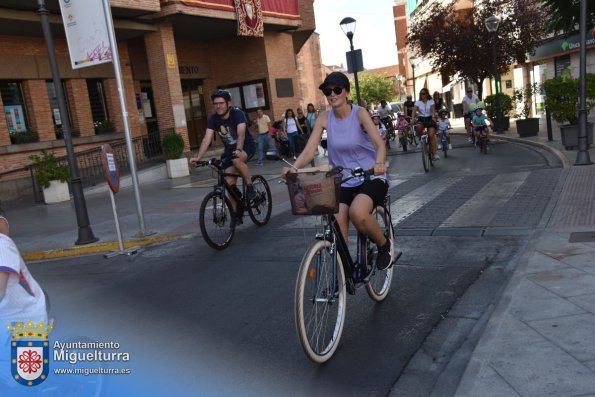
[59,0,112,69]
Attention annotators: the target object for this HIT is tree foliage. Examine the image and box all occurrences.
[348,73,395,104]
[541,0,595,34]
[407,0,546,98]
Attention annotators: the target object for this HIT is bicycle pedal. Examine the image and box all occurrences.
[346,279,356,295]
[392,250,403,264]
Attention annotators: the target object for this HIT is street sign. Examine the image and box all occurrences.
[100,144,120,194]
[59,0,112,69]
[346,49,364,73]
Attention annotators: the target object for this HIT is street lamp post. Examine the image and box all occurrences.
[485,15,503,134]
[340,17,361,105]
[37,0,98,245]
[576,0,592,165]
[410,56,417,96]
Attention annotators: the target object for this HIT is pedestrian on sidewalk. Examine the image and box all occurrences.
[254,108,277,165]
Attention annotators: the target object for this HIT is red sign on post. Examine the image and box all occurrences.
[100,144,120,194]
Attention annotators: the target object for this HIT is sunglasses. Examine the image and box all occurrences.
[420,92,429,96]
[322,86,344,96]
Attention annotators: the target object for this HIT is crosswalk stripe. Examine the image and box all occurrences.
[390,176,461,224]
[440,172,530,228]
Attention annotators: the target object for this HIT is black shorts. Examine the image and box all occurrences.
[339,178,388,208]
[464,112,473,120]
[417,116,435,129]
[221,142,256,169]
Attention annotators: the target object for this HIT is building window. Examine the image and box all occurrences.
[46,80,75,139]
[0,80,37,144]
[86,79,112,133]
[218,79,269,111]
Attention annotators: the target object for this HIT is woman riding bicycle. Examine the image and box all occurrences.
[282,71,393,271]
[412,88,439,160]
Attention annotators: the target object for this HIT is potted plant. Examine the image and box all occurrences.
[512,83,540,137]
[484,93,513,131]
[543,73,595,150]
[162,132,189,178]
[93,119,114,134]
[29,150,70,204]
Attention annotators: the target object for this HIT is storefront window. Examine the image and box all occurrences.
[0,80,36,144]
[219,79,269,111]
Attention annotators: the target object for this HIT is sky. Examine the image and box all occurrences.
[313,0,399,70]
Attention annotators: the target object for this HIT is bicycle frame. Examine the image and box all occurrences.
[210,164,247,217]
[315,193,392,295]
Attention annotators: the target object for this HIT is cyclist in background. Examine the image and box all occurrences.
[190,89,257,201]
[282,72,393,271]
[471,101,492,142]
[371,111,388,147]
[436,108,452,150]
[462,87,479,142]
[403,95,415,119]
[412,88,439,160]
[376,99,394,131]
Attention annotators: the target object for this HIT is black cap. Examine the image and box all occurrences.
[319,72,350,91]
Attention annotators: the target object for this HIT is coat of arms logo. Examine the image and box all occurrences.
[8,320,53,387]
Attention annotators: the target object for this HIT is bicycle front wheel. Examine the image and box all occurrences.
[421,138,429,172]
[366,206,394,302]
[295,240,346,363]
[248,175,272,225]
[199,191,236,250]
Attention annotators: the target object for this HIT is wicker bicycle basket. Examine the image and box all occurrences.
[286,171,341,215]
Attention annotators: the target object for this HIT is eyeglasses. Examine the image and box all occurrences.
[322,86,344,96]
[213,101,226,106]
[420,92,428,96]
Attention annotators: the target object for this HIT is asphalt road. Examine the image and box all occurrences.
[28,136,564,397]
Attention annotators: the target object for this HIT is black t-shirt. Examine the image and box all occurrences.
[403,100,415,117]
[207,107,255,150]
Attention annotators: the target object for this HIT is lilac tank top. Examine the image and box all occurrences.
[327,105,386,187]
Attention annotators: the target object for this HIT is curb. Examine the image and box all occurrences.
[492,135,572,169]
[22,233,192,261]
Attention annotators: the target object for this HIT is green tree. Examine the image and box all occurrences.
[541,0,595,34]
[348,73,395,104]
[407,0,546,98]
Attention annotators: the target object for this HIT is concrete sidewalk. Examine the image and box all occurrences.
[451,116,595,396]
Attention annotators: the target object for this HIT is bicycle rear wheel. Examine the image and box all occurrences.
[248,175,272,225]
[295,240,346,363]
[365,206,394,302]
[199,191,235,250]
[421,138,429,172]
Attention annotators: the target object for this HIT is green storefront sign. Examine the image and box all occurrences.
[528,29,595,60]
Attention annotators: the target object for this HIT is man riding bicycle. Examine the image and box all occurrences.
[190,89,257,203]
[376,99,395,131]
[462,87,479,142]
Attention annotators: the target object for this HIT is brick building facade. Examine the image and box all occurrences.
[0,0,319,201]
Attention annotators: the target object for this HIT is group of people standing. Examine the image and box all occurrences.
[252,103,320,164]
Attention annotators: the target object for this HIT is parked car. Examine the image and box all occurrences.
[389,102,403,114]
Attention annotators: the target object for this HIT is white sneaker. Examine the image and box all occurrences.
[448,144,452,150]
[432,155,440,161]
[438,144,442,150]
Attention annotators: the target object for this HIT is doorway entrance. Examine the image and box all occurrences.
[182,80,207,149]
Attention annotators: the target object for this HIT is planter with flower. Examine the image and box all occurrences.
[94,119,114,134]
[543,73,595,150]
[162,132,189,178]
[512,83,540,137]
[29,150,70,204]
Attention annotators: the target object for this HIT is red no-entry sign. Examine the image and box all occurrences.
[100,144,120,194]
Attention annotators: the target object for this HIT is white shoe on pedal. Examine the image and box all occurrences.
[438,144,442,150]
[448,144,452,150]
